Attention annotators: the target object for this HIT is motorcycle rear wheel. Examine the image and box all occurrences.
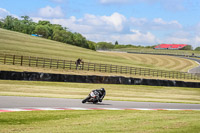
[93,99,98,104]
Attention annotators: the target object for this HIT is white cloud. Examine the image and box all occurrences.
[110,29,157,45]
[153,18,179,26]
[0,8,18,19]
[0,8,10,18]
[101,12,127,32]
[83,30,157,45]
[152,18,182,30]
[38,6,64,18]
[196,22,200,34]
[164,37,190,44]
[47,12,127,34]
[170,31,190,38]
[130,17,147,26]
[130,17,182,31]
[194,36,200,45]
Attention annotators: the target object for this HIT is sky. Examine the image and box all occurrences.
[0,0,200,48]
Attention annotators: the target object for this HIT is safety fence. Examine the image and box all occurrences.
[0,54,200,80]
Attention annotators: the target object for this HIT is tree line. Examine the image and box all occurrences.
[1,15,199,51]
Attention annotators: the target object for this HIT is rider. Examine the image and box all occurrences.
[82,88,106,104]
[93,88,106,102]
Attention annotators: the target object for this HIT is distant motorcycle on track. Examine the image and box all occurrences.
[82,88,106,104]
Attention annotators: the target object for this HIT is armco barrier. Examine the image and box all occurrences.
[0,71,200,88]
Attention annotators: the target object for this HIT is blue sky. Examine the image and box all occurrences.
[0,0,200,48]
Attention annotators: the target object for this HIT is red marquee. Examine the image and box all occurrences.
[154,44,187,49]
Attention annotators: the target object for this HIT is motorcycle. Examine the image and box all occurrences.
[82,90,100,104]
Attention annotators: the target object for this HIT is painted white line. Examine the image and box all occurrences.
[0,108,31,112]
[36,108,63,111]
[0,107,200,112]
[101,108,124,110]
[69,107,92,110]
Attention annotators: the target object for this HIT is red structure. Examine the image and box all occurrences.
[154,44,187,50]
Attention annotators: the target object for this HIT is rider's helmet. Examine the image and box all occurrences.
[100,88,105,93]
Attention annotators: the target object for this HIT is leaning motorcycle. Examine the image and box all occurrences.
[82,90,100,104]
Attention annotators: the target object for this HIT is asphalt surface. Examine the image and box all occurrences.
[185,57,200,73]
[0,96,200,110]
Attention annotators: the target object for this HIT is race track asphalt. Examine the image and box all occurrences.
[186,57,200,73]
[0,96,200,110]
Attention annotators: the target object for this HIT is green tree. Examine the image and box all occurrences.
[87,41,96,50]
[180,45,193,50]
[65,31,75,44]
[73,33,89,48]
[52,29,64,42]
[3,16,15,30]
[51,24,64,40]
[21,16,31,24]
[53,29,72,43]
[0,19,3,28]
[34,25,50,38]
[21,16,36,34]
[115,41,118,45]
[13,18,23,32]
[114,44,127,49]
[38,20,51,26]
[96,42,114,50]
[195,47,200,51]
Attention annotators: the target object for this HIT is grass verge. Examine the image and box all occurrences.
[0,110,200,133]
[0,80,200,104]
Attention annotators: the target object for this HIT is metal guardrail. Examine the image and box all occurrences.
[0,54,200,80]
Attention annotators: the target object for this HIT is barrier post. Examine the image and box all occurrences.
[13,55,15,65]
[21,56,23,66]
[63,60,65,69]
[29,56,31,66]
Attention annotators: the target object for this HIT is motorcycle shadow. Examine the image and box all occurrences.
[86,103,111,105]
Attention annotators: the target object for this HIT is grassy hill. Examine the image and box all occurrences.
[0,28,198,73]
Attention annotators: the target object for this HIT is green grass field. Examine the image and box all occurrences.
[0,110,200,133]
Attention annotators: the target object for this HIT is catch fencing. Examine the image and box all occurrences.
[0,54,200,80]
